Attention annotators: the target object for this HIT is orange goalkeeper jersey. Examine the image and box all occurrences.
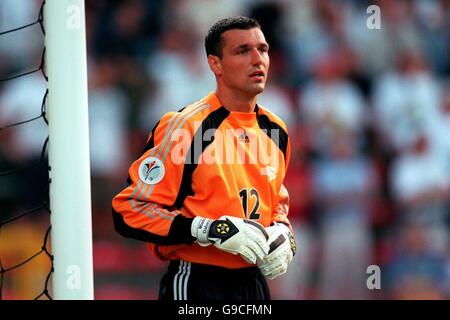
[112,92,291,269]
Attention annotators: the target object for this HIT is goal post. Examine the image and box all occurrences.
[44,0,94,299]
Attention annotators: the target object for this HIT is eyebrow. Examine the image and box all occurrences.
[234,43,270,51]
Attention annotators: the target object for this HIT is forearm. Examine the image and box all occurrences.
[112,206,195,245]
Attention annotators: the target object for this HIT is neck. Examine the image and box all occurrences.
[215,87,257,113]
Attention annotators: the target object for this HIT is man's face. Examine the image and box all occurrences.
[212,28,270,97]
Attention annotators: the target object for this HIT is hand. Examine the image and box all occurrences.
[257,222,297,279]
[191,215,269,264]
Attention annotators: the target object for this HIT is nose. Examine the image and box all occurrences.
[251,48,263,65]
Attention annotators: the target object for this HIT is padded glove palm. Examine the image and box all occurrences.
[257,222,296,279]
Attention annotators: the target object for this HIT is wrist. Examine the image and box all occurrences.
[191,216,213,245]
[268,222,296,256]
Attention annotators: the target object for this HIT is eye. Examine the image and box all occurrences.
[259,47,269,54]
[238,49,249,55]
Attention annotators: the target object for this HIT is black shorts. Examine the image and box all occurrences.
[159,260,271,301]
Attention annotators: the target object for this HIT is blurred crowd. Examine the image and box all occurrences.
[0,0,449,299]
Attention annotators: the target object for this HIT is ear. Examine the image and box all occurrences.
[207,55,222,76]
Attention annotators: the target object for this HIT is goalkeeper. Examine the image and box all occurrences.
[112,16,296,301]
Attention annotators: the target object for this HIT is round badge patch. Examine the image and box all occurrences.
[138,157,165,184]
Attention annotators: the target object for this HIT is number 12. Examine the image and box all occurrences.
[239,188,260,219]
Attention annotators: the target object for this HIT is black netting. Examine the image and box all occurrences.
[0,0,53,300]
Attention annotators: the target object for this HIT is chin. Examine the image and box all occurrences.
[248,84,266,95]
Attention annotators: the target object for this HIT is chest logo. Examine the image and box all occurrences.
[139,157,165,184]
[238,131,250,144]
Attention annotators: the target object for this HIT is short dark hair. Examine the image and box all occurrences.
[205,16,261,58]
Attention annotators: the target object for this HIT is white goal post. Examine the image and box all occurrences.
[44,0,94,299]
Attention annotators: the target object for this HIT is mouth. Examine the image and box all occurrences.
[249,70,265,81]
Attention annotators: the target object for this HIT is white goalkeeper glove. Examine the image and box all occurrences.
[191,215,269,264]
[257,222,297,280]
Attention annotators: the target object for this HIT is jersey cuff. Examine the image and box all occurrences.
[168,214,195,244]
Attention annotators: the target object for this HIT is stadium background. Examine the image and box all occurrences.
[0,0,449,299]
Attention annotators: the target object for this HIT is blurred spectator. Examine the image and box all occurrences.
[284,0,338,83]
[90,0,157,61]
[372,49,443,154]
[428,86,450,161]
[139,22,214,129]
[312,132,378,299]
[174,0,248,36]
[88,56,131,206]
[390,134,450,255]
[345,0,424,76]
[299,50,367,156]
[413,0,450,75]
[384,222,448,299]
